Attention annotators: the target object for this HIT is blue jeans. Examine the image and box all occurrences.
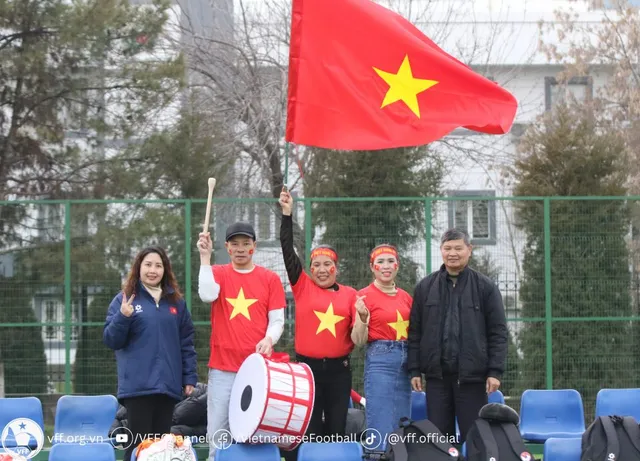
[364,340,411,451]
[207,368,237,461]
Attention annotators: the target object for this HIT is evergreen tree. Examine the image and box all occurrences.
[511,104,633,417]
[0,279,48,395]
[74,278,120,395]
[0,0,185,208]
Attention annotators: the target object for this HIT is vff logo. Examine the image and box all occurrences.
[134,305,143,313]
[1,418,45,459]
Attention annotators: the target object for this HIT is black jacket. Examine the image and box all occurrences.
[407,265,508,383]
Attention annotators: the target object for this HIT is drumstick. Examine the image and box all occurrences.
[351,389,366,408]
[203,177,217,233]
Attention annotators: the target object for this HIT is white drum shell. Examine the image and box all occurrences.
[229,353,315,450]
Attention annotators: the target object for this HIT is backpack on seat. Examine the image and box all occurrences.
[465,403,536,461]
[383,417,464,461]
[136,433,197,461]
[581,415,640,461]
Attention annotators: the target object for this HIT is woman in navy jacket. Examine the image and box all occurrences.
[103,246,197,461]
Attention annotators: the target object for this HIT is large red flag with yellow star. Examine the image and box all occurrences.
[285,0,518,150]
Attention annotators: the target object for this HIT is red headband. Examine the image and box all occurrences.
[370,246,399,263]
[311,248,338,262]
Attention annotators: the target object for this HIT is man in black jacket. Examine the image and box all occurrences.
[407,228,507,442]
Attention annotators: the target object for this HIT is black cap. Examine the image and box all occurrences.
[225,222,256,241]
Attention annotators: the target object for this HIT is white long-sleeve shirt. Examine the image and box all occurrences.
[198,265,285,344]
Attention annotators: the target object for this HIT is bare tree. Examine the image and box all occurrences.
[536,0,640,309]
[174,0,538,192]
[537,0,640,189]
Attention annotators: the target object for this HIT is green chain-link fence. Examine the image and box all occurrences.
[1,196,639,427]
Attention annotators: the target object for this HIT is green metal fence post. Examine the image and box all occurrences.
[304,199,312,266]
[64,201,72,394]
[185,200,192,310]
[543,197,553,389]
[425,199,432,274]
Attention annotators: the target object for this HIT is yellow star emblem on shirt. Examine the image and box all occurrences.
[373,55,439,118]
[226,287,258,321]
[314,303,345,337]
[387,310,410,340]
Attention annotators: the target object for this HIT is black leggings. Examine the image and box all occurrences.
[281,354,352,461]
[121,394,178,461]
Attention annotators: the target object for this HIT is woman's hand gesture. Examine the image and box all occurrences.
[121,292,135,317]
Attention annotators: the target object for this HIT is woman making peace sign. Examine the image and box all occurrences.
[103,246,197,461]
[351,244,413,451]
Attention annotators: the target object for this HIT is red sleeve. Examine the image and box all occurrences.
[267,271,287,311]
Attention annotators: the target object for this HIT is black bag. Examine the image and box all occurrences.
[581,415,640,461]
[465,403,536,461]
[383,417,464,461]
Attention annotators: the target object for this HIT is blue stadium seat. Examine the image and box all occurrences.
[411,391,427,420]
[543,437,582,461]
[595,388,640,422]
[49,442,116,461]
[53,395,118,445]
[519,389,585,442]
[298,442,363,461]
[0,397,45,449]
[216,443,281,461]
[488,390,505,404]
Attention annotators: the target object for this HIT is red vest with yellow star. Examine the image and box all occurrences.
[292,271,357,358]
[208,264,286,371]
[356,283,413,342]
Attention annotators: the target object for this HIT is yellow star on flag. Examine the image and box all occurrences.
[314,303,345,337]
[373,55,439,118]
[387,310,410,340]
[226,287,258,321]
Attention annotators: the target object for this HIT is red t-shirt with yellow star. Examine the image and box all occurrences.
[292,271,357,358]
[208,264,286,371]
[356,283,413,342]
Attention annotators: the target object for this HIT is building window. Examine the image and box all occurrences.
[447,190,497,245]
[41,298,81,341]
[544,76,593,111]
[43,300,61,340]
